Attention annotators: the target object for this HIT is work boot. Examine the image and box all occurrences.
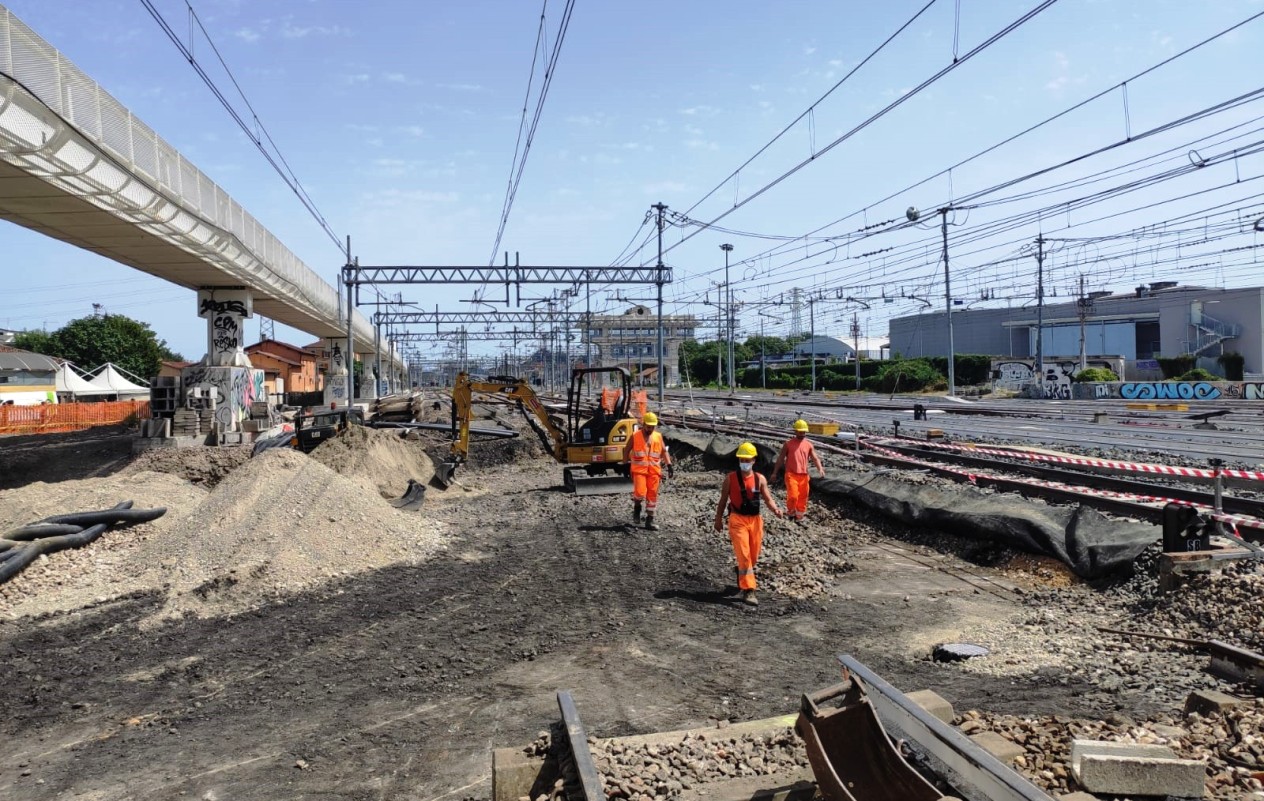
[742,590,759,607]
[632,501,643,524]
[644,513,659,531]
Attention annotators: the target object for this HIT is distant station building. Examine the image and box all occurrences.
[887,282,1264,376]
[0,346,58,405]
[585,305,698,386]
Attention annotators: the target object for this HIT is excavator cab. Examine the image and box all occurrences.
[561,367,637,495]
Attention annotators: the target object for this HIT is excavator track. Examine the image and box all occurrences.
[563,466,633,496]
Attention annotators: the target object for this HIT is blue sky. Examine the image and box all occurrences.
[2,0,1262,363]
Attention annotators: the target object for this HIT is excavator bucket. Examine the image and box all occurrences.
[436,460,460,488]
[389,479,427,511]
[796,680,943,801]
[563,467,633,496]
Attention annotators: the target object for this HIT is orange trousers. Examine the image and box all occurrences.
[785,472,810,519]
[728,512,764,591]
[632,469,662,511]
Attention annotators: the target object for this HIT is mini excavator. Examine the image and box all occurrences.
[439,366,637,495]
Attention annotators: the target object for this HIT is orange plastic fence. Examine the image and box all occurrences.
[0,400,150,435]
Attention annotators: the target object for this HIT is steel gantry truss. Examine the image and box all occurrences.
[339,245,675,401]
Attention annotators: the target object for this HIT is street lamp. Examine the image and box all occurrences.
[721,243,735,394]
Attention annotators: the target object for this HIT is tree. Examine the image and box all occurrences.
[34,314,178,379]
[12,329,55,355]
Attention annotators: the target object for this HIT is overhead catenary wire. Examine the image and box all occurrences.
[138,0,347,260]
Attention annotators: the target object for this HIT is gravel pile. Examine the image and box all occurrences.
[309,425,435,498]
[957,701,1264,799]
[142,447,447,621]
[523,727,810,801]
[125,444,251,488]
[1130,559,1264,652]
[0,471,208,619]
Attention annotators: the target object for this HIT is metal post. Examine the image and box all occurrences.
[388,334,396,394]
[344,259,355,405]
[760,313,766,389]
[810,298,816,392]
[585,280,592,368]
[1035,235,1046,395]
[941,208,955,396]
[373,315,382,399]
[721,243,734,394]
[1077,273,1088,373]
[1210,458,1225,513]
[853,311,862,390]
[716,301,723,389]
[652,202,667,404]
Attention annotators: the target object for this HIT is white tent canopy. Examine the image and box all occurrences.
[84,363,150,398]
[55,362,108,396]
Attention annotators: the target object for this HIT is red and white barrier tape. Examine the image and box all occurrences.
[873,435,1264,482]
[857,437,1261,540]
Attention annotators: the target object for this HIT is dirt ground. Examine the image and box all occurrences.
[0,426,134,489]
[0,426,1258,800]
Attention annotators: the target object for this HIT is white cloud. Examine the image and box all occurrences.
[365,188,459,206]
[234,27,261,43]
[683,124,704,137]
[382,72,409,83]
[282,23,348,39]
[684,138,718,151]
[643,181,688,195]
[567,114,606,127]
[438,83,486,93]
[828,59,843,68]
[750,83,765,92]
[679,105,720,117]
[396,125,425,137]
[803,45,817,55]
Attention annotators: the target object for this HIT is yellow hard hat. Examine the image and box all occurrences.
[642,412,659,426]
[735,442,758,459]
[793,419,809,432]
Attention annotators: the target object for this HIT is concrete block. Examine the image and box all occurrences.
[1059,793,1099,801]
[905,689,955,724]
[1070,739,1204,798]
[1184,689,1245,717]
[969,731,1025,764]
[490,748,554,801]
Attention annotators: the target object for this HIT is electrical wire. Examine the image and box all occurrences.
[138,0,347,259]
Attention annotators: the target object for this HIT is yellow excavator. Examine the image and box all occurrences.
[439,366,638,495]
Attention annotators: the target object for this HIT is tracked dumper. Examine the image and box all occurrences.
[439,367,637,496]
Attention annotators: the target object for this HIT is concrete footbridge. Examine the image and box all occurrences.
[0,7,404,388]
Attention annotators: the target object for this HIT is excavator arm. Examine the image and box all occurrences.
[439,373,568,486]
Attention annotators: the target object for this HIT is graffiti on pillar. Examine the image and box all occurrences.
[1119,382,1222,401]
[197,290,252,368]
[211,315,240,361]
[330,343,346,374]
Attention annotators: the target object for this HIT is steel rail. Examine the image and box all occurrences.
[556,691,604,801]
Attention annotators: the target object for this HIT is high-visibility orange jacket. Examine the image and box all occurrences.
[629,428,665,475]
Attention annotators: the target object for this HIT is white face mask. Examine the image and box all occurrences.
[739,462,754,472]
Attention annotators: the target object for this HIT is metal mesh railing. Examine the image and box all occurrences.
[0,6,377,348]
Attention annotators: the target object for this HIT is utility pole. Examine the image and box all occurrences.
[373,314,382,399]
[1035,235,1046,395]
[721,243,735,394]
[940,208,955,397]
[1077,273,1089,372]
[652,202,667,404]
[852,311,862,390]
[809,297,817,392]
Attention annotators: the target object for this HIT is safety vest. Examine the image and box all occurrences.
[630,428,664,474]
[728,471,761,516]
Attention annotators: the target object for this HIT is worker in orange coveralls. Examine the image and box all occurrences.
[714,442,782,606]
[771,419,826,523]
[624,411,673,531]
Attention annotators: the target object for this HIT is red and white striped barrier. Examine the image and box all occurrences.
[872,436,1264,483]
[857,437,1263,541]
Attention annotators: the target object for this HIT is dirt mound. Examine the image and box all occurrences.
[309,426,434,497]
[125,445,251,488]
[135,447,446,620]
[0,471,209,619]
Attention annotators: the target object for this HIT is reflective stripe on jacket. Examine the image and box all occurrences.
[630,429,664,474]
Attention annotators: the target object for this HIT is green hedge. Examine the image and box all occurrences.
[1156,355,1195,379]
[1217,352,1245,381]
[737,354,987,391]
[1074,367,1119,382]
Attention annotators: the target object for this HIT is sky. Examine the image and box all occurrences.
[1,0,1262,365]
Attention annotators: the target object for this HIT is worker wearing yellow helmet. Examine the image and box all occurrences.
[714,441,783,607]
[624,411,673,530]
[771,419,826,523]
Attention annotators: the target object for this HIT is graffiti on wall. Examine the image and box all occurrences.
[1224,383,1264,400]
[1119,382,1222,401]
[991,357,1123,397]
[181,364,264,431]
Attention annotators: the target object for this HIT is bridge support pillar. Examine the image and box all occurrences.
[324,339,351,407]
[180,290,263,436]
[197,289,254,368]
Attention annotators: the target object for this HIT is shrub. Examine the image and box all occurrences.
[1073,367,1118,382]
[1156,355,1195,379]
[1217,352,1245,381]
[872,359,944,393]
[1177,368,1219,382]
